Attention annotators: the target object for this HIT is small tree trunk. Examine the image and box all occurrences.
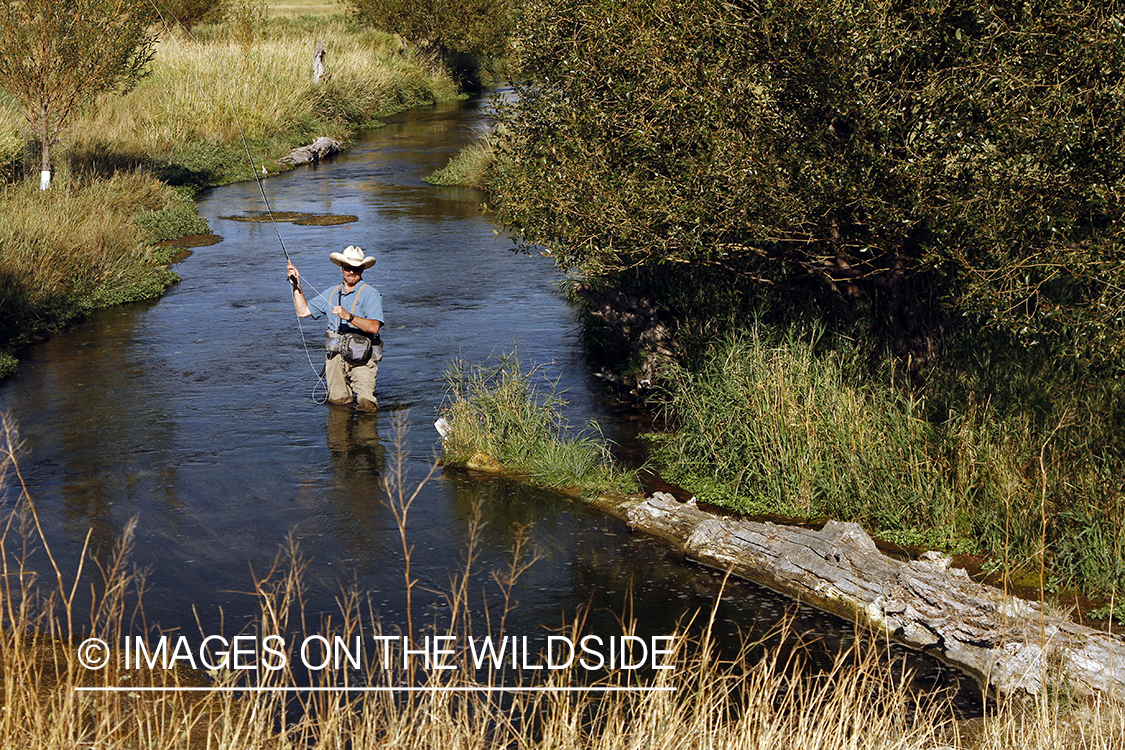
[39,131,51,190]
[312,40,327,83]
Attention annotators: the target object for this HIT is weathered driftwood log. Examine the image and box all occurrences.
[278,137,340,166]
[626,493,1125,700]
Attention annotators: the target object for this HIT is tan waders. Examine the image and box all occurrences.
[326,354,379,410]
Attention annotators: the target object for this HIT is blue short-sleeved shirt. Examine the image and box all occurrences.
[308,282,384,334]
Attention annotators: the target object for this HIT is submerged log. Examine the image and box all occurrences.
[278,137,340,166]
[626,493,1125,699]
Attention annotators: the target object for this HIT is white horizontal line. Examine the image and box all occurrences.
[77,686,676,693]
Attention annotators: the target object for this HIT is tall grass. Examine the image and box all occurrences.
[438,351,638,497]
[0,15,458,187]
[0,92,21,181]
[61,15,457,186]
[424,137,495,187]
[648,323,1125,601]
[0,174,189,347]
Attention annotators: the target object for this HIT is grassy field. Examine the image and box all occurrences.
[46,14,457,187]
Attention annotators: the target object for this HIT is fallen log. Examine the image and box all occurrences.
[625,492,1125,700]
[278,137,340,167]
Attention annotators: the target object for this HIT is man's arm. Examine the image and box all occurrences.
[338,311,381,336]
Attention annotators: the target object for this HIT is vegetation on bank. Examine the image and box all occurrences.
[22,14,459,189]
[647,318,1125,600]
[0,10,461,374]
[437,351,637,497]
[0,174,193,357]
[491,0,1125,372]
[450,0,1125,613]
[423,136,493,188]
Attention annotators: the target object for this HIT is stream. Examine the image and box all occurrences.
[0,96,979,711]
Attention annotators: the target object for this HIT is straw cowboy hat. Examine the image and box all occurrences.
[329,245,377,269]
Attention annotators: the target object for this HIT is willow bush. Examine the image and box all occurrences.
[492,0,1125,369]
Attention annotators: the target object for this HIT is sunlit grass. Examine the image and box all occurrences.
[70,16,455,179]
[267,0,345,16]
[438,350,638,498]
[424,137,495,188]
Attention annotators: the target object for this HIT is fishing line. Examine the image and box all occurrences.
[145,4,329,402]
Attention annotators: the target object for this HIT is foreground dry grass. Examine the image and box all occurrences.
[3,415,1124,750]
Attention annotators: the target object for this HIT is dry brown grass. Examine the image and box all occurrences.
[74,17,454,159]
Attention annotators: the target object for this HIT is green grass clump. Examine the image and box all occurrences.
[438,351,637,497]
[135,185,209,240]
[424,138,494,188]
[0,173,188,351]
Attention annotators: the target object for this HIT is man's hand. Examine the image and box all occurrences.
[287,262,300,290]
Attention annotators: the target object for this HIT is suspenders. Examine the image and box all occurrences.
[332,283,368,331]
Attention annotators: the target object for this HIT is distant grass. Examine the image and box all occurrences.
[424,137,494,188]
[438,351,638,498]
[60,15,457,188]
[0,91,21,181]
[267,0,345,16]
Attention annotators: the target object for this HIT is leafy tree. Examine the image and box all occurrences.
[345,0,516,60]
[492,0,1125,368]
[150,0,227,33]
[0,0,157,189]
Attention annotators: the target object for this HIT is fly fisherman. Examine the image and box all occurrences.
[288,245,384,412]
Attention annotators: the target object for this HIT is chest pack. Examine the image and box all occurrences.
[323,284,383,365]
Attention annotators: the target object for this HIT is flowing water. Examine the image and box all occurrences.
[0,96,979,710]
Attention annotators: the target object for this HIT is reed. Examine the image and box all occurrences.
[648,323,1125,602]
[437,350,638,497]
